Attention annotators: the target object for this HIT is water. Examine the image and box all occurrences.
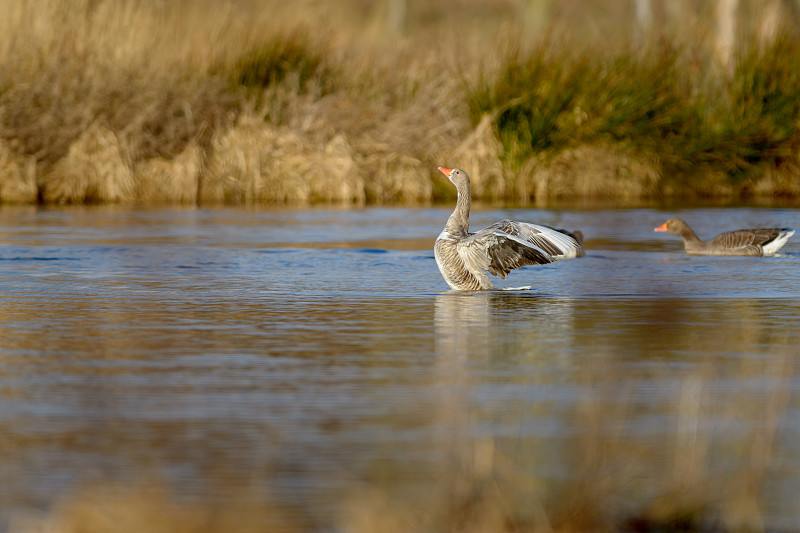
[1,205,799,531]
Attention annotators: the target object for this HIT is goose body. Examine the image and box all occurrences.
[654,217,794,256]
[434,167,584,290]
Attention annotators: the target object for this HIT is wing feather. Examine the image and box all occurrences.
[485,220,585,258]
[710,228,788,255]
[458,229,554,279]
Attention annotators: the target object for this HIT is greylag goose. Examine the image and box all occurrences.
[654,217,794,256]
[434,167,584,290]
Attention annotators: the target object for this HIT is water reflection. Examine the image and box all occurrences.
[435,292,491,359]
[1,206,800,531]
[434,291,578,362]
[431,289,800,529]
[432,291,581,492]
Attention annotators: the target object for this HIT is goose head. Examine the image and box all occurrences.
[654,217,689,235]
[437,167,469,189]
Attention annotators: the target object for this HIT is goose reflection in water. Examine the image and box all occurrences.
[431,291,580,484]
[433,291,578,363]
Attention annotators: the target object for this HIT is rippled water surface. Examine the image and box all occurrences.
[1,205,799,531]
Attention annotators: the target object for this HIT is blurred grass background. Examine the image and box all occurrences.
[0,0,799,205]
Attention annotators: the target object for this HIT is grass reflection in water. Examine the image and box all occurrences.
[1,206,799,533]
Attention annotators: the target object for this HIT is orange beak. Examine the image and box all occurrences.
[437,167,453,176]
[654,222,668,232]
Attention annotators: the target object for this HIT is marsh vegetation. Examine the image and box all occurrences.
[1,0,799,206]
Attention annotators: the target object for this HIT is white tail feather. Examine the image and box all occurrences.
[762,229,794,256]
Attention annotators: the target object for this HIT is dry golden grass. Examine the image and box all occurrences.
[135,143,203,205]
[39,122,135,204]
[0,141,37,204]
[0,0,798,206]
[0,0,463,206]
[201,115,368,204]
[522,143,662,204]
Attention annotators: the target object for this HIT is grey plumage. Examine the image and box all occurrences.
[434,167,584,290]
[654,217,794,256]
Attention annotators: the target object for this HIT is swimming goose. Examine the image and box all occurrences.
[434,167,585,290]
[654,217,794,256]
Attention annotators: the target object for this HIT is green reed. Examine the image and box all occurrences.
[467,32,800,189]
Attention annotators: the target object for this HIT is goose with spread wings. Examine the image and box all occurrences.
[654,217,794,256]
[434,167,584,290]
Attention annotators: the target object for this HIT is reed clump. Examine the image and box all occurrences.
[468,33,800,202]
[231,30,336,98]
[0,0,799,206]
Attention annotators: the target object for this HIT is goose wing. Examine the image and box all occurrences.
[710,228,784,254]
[458,228,554,280]
[486,220,585,258]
